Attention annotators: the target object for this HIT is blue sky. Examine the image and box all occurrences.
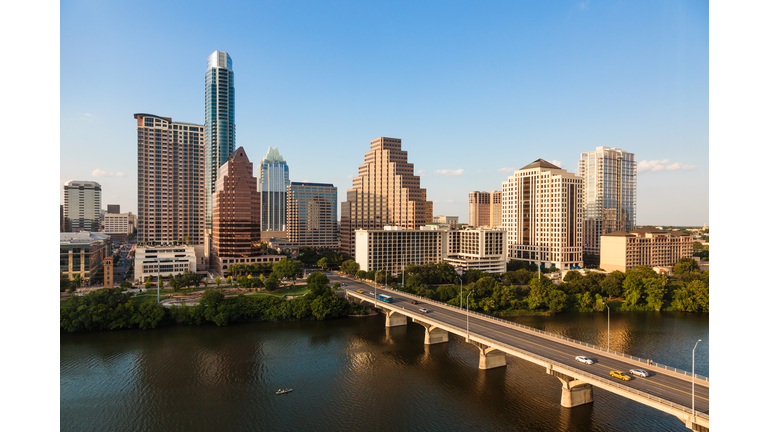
[60,0,709,225]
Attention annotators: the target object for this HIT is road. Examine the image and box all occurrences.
[329,273,709,416]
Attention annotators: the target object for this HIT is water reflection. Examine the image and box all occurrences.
[62,312,706,432]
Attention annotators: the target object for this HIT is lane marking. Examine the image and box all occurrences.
[345,288,709,405]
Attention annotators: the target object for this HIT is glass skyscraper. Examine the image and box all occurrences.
[578,147,637,257]
[204,50,235,231]
[287,182,338,247]
[257,147,290,231]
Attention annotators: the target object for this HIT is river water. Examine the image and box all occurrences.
[60,311,708,431]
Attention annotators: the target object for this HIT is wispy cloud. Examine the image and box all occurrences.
[497,167,515,173]
[417,169,426,175]
[92,168,125,177]
[637,159,697,173]
[637,159,669,173]
[80,113,94,121]
[477,169,483,173]
[433,169,464,176]
[348,175,354,179]
[446,199,454,203]
[551,160,562,168]
[579,0,590,9]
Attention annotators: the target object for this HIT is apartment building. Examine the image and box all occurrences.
[599,227,693,272]
[287,182,338,248]
[135,113,204,245]
[502,159,584,270]
[468,191,491,227]
[62,180,101,232]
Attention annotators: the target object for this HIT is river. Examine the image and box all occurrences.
[61,311,708,431]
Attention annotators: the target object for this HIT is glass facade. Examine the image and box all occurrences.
[287,182,337,247]
[578,147,637,256]
[204,51,235,231]
[257,147,290,231]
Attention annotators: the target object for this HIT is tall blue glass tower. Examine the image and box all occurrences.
[258,147,290,232]
[205,51,235,231]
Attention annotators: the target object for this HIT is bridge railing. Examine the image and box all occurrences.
[486,333,710,420]
[374,285,708,383]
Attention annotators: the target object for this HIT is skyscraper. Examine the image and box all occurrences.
[468,191,490,227]
[204,50,235,232]
[257,146,290,232]
[287,182,337,247]
[340,137,432,255]
[502,159,584,270]
[135,113,204,245]
[63,180,101,232]
[490,190,503,228]
[211,147,261,275]
[578,147,636,257]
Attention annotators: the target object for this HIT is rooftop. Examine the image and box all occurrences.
[520,159,562,170]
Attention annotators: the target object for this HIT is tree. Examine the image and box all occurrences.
[643,276,665,310]
[622,274,643,308]
[226,276,232,285]
[72,274,83,288]
[527,276,553,310]
[600,271,624,299]
[120,281,132,290]
[158,277,164,292]
[318,257,328,270]
[144,278,152,290]
[306,272,330,287]
[215,277,221,288]
[265,273,280,291]
[340,260,360,275]
[546,289,568,312]
[673,257,700,277]
[563,270,581,282]
[692,241,704,252]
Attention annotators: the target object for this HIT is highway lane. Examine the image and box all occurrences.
[331,274,709,416]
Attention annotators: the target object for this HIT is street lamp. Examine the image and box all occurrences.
[457,277,463,310]
[466,290,475,341]
[601,301,610,351]
[375,269,382,307]
[692,339,702,419]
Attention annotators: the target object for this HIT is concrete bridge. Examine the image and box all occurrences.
[338,277,709,432]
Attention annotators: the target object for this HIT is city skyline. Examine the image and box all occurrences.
[60,1,709,225]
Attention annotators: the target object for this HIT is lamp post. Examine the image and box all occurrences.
[375,269,382,307]
[692,339,702,420]
[466,290,475,341]
[457,277,463,310]
[601,301,610,351]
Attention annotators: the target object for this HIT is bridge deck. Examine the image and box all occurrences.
[336,275,708,429]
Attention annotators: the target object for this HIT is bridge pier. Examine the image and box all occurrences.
[384,310,407,327]
[547,367,593,408]
[683,416,709,432]
[413,319,449,345]
[468,340,507,370]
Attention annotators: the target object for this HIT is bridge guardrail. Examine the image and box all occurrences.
[484,333,710,420]
[369,285,708,383]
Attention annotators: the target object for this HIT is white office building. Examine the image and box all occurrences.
[502,159,583,270]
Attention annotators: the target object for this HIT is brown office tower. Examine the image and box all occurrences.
[340,137,432,255]
[468,191,491,227]
[135,113,204,245]
[211,147,261,275]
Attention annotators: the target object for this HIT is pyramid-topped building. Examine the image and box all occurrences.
[340,137,432,255]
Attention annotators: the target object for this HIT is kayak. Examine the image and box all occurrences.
[276,389,293,395]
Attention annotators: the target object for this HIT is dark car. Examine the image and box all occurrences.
[411,300,418,305]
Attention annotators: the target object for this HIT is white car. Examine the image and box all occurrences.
[629,369,649,377]
[419,308,429,313]
[575,356,594,365]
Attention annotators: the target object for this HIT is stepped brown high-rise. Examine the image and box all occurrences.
[211,147,261,275]
[340,137,432,255]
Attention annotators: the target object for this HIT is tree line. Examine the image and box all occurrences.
[339,258,708,314]
[61,272,365,332]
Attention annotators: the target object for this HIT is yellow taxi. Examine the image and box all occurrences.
[609,370,631,381]
[356,289,365,294]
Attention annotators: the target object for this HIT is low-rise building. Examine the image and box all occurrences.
[599,227,693,272]
[432,215,459,229]
[355,226,507,274]
[60,232,112,285]
[135,245,198,283]
[444,228,508,274]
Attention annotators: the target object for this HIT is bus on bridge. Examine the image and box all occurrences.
[378,294,393,303]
